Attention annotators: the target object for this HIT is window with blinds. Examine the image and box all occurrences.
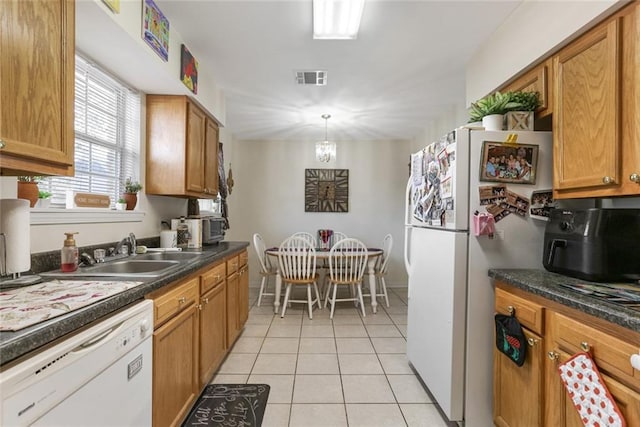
[40,54,141,208]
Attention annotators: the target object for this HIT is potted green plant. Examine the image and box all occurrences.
[468,91,522,131]
[115,197,127,211]
[505,91,541,130]
[122,177,143,210]
[17,176,42,208]
[36,190,52,208]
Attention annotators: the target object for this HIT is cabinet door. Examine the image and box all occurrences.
[0,0,74,175]
[199,281,227,387]
[204,119,219,196]
[494,328,544,427]
[551,350,640,427]
[226,271,240,345]
[153,304,199,427]
[553,18,621,192]
[238,265,249,327]
[503,59,552,117]
[185,102,206,194]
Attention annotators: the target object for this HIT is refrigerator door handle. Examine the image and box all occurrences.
[404,177,413,227]
[404,177,413,297]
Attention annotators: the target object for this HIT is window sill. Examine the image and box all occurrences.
[31,208,146,225]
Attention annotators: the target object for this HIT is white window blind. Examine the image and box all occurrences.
[40,54,141,207]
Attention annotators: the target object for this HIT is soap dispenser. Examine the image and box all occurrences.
[61,232,79,272]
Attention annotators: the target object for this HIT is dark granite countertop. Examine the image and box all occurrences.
[488,269,640,332]
[0,241,249,366]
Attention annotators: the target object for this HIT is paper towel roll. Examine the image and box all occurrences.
[0,199,30,275]
[160,230,177,248]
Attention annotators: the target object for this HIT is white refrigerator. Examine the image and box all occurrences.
[404,127,553,426]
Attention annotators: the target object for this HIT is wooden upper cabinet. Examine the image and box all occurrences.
[204,118,219,196]
[146,95,219,198]
[553,2,639,198]
[501,59,552,118]
[186,103,206,193]
[553,17,620,192]
[0,0,75,176]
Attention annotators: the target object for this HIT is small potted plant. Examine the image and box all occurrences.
[505,91,541,130]
[115,198,127,211]
[468,91,522,131]
[36,190,52,208]
[17,176,42,207]
[122,177,143,210]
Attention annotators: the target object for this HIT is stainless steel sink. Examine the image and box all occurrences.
[41,259,182,279]
[135,252,203,262]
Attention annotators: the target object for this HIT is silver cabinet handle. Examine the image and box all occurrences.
[0,139,5,149]
[630,173,640,183]
[602,176,614,184]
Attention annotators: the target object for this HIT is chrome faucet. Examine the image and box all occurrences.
[128,232,137,255]
[114,233,137,256]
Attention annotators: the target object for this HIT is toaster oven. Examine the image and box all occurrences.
[201,216,226,245]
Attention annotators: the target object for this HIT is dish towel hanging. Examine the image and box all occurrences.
[557,352,626,427]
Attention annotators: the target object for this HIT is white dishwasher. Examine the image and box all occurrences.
[1,299,153,427]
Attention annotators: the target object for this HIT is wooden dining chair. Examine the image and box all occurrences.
[253,233,278,306]
[332,231,348,245]
[324,238,368,318]
[363,233,392,307]
[278,236,321,319]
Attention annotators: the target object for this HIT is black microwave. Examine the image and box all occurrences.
[201,216,226,245]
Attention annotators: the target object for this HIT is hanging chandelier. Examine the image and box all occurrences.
[316,114,336,162]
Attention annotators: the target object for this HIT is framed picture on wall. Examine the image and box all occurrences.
[304,169,349,212]
[142,0,169,62]
[180,44,198,94]
[479,141,539,185]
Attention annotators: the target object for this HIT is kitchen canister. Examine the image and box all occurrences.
[160,230,177,249]
[0,199,31,275]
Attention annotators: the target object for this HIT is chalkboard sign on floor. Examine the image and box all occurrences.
[182,384,270,427]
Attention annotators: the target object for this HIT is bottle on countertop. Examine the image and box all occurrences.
[61,232,79,272]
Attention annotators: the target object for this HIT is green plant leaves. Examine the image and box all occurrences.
[468,91,539,123]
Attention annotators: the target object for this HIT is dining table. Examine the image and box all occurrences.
[265,247,384,314]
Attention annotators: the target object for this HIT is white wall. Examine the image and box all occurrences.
[466,0,624,104]
[225,138,411,288]
[411,104,468,152]
[76,0,226,124]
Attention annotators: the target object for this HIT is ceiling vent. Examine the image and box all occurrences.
[295,70,327,86]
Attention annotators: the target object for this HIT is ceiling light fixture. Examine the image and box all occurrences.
[313,0,365,40]
[316,114,336,162]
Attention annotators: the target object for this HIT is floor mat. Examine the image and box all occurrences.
[182,384,270,427]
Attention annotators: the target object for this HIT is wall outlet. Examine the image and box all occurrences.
[495,229,505,240]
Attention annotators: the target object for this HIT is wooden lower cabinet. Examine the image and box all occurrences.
[495,282,640,427]
[226,270,240,345]
[152,303,199,427]
[548,350,640,427]
[494,328,544,427]
[239,263,249,326]
[147,249,250,426]
[199,279,227,388]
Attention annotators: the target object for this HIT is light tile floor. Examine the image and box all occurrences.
[211,287,453,427]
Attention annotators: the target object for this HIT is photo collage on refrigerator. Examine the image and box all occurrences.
[410,132,456,226]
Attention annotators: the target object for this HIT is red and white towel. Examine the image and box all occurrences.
[558,352,626,427]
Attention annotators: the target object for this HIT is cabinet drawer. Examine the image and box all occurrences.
[201,262,226,295]
[553,312,640,389]
[151,278,199,326]
[227,255,239,275]
[495,287,544,335]
[239,250,248,267]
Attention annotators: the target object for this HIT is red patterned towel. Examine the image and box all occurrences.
[557,352,626,427]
